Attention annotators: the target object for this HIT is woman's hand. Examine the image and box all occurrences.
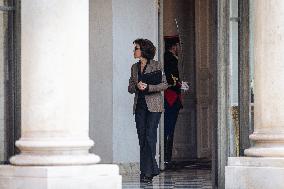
[137,81,147,91]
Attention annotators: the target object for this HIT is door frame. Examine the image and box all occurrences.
[215,0,232,188]
[157,0,165,171]
[1,0,21,163]
[238,0,252,156]
[216,0,253,188]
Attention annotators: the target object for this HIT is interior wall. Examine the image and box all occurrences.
[89,0,114,163]
[90,0,158,164]
[112,0,158,163]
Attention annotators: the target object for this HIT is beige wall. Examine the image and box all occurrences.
[89,0,114,163]
[112,0,158,163]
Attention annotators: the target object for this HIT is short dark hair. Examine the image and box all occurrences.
[165,41,178,51]
[133,38,156,60]
[164,36,179,51]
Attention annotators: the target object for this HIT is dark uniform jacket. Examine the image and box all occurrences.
[164,51,182,107]
[164,50,181,94]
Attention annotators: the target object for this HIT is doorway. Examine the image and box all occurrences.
[160,0,216,165]
[159,1,254,188]
[159,0,218,188]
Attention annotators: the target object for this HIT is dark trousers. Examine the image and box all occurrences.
[164,100,181,162]
[135,98,161,177]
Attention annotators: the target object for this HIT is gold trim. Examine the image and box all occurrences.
[231,106,240,156]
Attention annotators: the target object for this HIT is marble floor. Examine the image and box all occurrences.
[122,161,212,189]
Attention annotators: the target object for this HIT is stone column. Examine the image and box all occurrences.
[226,1,284,188]
[0,1,121,188]
[244,0,284,157]
[9,0,99,166]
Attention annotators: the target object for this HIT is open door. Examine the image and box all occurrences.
[195,0,214,158]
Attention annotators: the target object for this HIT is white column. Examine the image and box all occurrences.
[244,0,284,157]
[0,1,121,188]
[226,1,284,188]
[9,0,99,165]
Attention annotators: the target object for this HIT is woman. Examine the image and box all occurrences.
[128,38,168,183]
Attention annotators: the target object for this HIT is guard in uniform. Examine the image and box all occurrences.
[164,36,182,167]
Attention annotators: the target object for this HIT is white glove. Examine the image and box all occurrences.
[181,81,189,91]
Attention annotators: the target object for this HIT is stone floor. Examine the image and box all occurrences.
[122,161,212,189]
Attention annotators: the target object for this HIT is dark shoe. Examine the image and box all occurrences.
[165,161,177,170]
[142,176,153,184]
[140,174,145,182]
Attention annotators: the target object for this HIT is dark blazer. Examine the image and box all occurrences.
[128,60,168,113]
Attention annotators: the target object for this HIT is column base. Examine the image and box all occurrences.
[0,164,122,189]
[225,157,284,189]
[10,154,100,166]
[10,138,101,165]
